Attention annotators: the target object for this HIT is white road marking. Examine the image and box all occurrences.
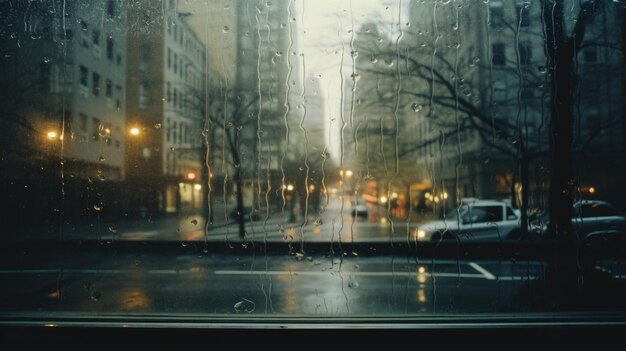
[214,270,485,279]
[0,269,200,275]
[0,268,484,279]
[468,262,496,280]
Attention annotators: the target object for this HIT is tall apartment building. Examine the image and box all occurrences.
[126,0,207,214]
[0,0,128,223]
[0,0,128,181]
[228,0,302,207]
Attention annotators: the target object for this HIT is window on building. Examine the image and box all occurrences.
[92,72,100,96]
[106,37,114,60]
[516,4,530,27]
[107,0,116,18]
[493,80,506,102]
[105,79,113,99]
[78,113,88,132]
[139,83,149,109]
[492,43,505,65]
[79,65,88,86]
[91,117,100,141]
[584,47,598,63]
[519,43,531,65]
[92,30,100,46]
[490,2,504,28]
[80,20,89,48]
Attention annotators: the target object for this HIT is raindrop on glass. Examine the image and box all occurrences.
[90,290,102,301]
[191,219,198,225]
[222,26,230,33]
[411,103,422,112]
[154,123,161,129]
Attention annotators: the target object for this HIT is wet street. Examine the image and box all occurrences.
[0,250,549,316]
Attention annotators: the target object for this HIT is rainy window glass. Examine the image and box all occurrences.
[1,0,626,325]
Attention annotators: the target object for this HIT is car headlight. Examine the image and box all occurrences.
[415,229,431,241]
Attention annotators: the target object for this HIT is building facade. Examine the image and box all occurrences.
[126,0,207,215]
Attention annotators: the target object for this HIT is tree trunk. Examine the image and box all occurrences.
[234,167,246,239]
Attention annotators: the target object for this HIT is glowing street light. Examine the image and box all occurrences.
[129,127,141,136]
[46,131,58,140]
[186,172,196,180]
[345,170,353,178]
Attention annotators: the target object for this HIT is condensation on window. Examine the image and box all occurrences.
[0,0,625,318]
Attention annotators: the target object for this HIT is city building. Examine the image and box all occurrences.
[125,0,207,215]
[0,0,128,222]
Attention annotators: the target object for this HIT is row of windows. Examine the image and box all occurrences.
[78,18,123,65]
[167,48,203,90]
[76,113,121,148]
[489,1,530,28]
[165,118,200,146]
[165,83,200,112]
[491,42,600,66]
[78,65,122,108]
[166,15,205,62]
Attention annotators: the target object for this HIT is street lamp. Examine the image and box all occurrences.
[129,127,141,136]
[46,131,59,140]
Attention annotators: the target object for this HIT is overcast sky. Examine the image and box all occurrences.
[179,0,404,164]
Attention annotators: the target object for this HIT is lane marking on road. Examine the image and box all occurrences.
[468,262,496,280]
[214,270,485,279]
[496,276,539,281]
[0,269,539,281]
[0,269,200,275]
[595,265,626,280]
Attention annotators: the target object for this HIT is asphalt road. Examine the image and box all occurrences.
[1,250,547,316]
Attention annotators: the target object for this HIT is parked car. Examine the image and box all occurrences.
[351,202,368,218]
[413,198,521,242]
[528,200,626,242]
